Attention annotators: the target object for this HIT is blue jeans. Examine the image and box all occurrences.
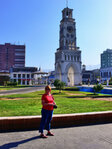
[39,108,53,133]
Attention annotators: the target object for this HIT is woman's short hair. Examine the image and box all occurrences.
[45,85,51,91]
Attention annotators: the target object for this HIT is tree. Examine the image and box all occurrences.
[58,81,66,93]
[54,79,66,93]
[109,77,112,82]
[109,77,112,85]
[93,84,103,94]
[54,79,60,89]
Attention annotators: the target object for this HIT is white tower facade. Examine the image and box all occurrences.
[55,7,82,86]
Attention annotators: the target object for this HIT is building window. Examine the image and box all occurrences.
[15,49,25,52]
[15,59,25,62]
[15,53,25,56]
[27,80,29,85]
[18,74,21,78]
[23,80,25,85]
[15,64,24,67]
[31,74,34,78]
[13,74,16,78]
[27,74,30,78]
[22,74,25,78]
[18,79,21,84]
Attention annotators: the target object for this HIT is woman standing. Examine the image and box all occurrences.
[39,85,57,138]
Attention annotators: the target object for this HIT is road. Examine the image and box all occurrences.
[0,124,112,149]
[0,86,45,95]
[1,85,112,96]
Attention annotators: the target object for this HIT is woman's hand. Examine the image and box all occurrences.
[53,104,58,109]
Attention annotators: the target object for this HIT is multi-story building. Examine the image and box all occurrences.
[100,49,112,81]
[10,67,48,85]
[0,43,25,72]
[101,49,112,68]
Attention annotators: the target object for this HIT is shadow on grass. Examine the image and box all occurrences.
[66,96,85,98]
[66,94,112,99]
[52,92,64,95]
[0,136,41,149]
[86,94,112,98]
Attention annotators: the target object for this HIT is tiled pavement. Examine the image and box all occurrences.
[0,123,112,149]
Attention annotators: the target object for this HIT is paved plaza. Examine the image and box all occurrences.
[0,123,112,149]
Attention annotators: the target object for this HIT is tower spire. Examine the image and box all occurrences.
[66,0,68,8]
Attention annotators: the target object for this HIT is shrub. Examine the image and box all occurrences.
[54,79,66,93]
[93,84,103,94]
[64,87,79,91]
[6,82,18,86]
[54,79,60,89]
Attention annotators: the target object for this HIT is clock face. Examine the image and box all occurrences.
[67,26,73,33]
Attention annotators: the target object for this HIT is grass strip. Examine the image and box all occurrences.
[0,90,112,116]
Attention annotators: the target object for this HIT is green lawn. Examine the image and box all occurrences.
[0,89,112,117]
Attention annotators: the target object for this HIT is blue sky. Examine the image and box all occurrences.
[0,0,112,71]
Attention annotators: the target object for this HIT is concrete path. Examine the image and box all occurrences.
[0,124,112,149]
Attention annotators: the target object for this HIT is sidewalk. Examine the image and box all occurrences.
[82,84,112,90]
[0,123,112,149]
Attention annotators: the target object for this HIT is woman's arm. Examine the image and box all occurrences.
[42,100,55,106]
[52,95,56,105]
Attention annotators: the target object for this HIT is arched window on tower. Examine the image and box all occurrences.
[77,56,79,62]
[74,56,76,61]
[65,55,66,61]
[72,42,75,50]
[66,40,68,46]
[68,55,70,60]
[69,41,71,50]
[71,55,73,61]
[66,11,69,18]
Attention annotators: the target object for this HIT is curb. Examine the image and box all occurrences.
[0,111,112,132]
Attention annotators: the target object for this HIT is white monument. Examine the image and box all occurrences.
[55,7,82,86]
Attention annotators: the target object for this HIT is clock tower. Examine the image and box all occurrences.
[55,7,82,86]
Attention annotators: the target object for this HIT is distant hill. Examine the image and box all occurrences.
[86,64,100,70]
